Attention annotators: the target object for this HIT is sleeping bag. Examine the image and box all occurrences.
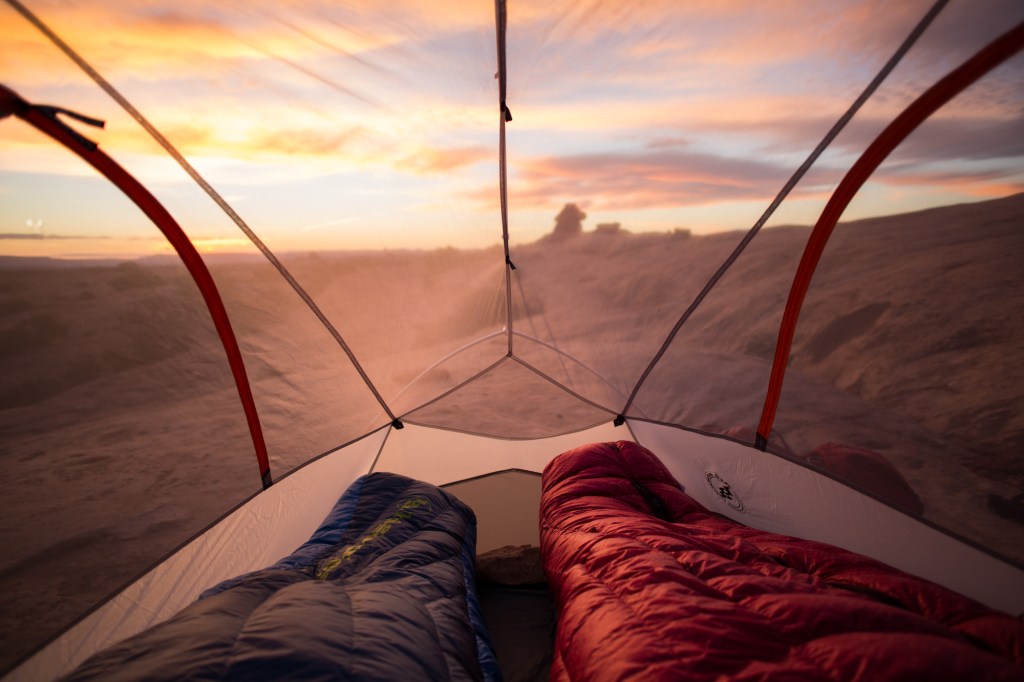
[62,472,500,682]
[540,441,1024,681]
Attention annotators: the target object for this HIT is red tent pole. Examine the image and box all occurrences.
[0,85,273,489]
[756,21,1024,449]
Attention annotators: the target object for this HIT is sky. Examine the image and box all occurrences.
[1,0,1022,258]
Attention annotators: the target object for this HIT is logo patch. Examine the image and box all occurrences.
[315,496,432,580]
[705,472,745,513]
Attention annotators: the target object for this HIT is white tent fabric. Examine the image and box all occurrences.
[1,0,1023,678]
[9,420,1024,682]
[632,422,1024,615]
[8,423,624,682]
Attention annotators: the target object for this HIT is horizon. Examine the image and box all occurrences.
[1,190,1020,265]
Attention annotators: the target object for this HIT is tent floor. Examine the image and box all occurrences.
[477,583,556,682]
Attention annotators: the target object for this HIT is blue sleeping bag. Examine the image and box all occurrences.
[62,473,500,682]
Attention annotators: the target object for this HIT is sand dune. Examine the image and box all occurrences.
[1,193,1022,672]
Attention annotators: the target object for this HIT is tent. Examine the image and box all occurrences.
[1,0,1022,678]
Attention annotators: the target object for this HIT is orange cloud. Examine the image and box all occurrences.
[874,168,1024,198]
[398,146,492,174]
[497,148,797,213]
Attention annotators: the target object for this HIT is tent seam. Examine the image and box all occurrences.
[400,417,615,443]
[628,420,1024,572]
[510,355,619,416]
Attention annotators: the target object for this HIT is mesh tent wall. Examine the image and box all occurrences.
[1,0,1023,678]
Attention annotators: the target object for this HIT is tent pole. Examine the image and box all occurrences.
[494,0,514,356]
[756,20,1024,446]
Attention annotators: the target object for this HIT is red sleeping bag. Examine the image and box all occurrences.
[540,441,1024,681]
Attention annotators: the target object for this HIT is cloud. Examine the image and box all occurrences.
[234,40,381,108]
[696,111,1024,165]
[892,116,1024,164]
[509,0,1023,83]
[507,1,930,99]
[891,0,1024,71]
[645,137,691,150]
[398,146,492,174]
[5,0,1021,245]
[0,233,100,240]
[175,123,489,176]
[245,126,370,158]
[504,0,1024,149]
[488,105,1024,213]
[873,166,1024,198]
[503,148,792,211]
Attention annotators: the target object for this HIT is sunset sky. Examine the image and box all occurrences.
[1,0,1021,258]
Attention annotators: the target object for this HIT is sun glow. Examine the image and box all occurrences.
[2,0,1022,259]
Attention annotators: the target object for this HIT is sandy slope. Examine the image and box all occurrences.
[0,193,1021,672]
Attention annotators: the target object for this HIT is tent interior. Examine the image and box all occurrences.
[1,0,1023,679]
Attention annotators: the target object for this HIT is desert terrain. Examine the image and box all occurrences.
[1,193,1021,672]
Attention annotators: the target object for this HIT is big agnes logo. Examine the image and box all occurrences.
[705,472,745,513]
